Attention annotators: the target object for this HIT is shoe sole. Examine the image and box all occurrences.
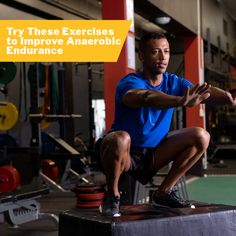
[153,202,196,209]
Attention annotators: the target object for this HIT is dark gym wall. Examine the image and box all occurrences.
[149,0,236,53]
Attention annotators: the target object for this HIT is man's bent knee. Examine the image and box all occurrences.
[103,131,131,150]
[100,131,131,174]
[192,127,210,150]
[100,131,131,163]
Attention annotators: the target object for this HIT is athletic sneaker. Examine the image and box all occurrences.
[152,190,195,208]
[99,195,121,217]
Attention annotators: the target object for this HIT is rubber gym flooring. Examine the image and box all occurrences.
[187,154,236,206]
[187,175,236,206]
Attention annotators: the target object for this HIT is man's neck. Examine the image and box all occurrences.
[142,70,163,87]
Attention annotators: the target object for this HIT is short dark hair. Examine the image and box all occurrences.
[139,32,167,51]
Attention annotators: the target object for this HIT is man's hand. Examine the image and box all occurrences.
[179,83,211,107]
[225,91,236,106]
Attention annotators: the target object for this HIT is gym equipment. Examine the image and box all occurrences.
[28,63,47,88]
[0,147,41,186]
[72,183,106,208]
[0,62,17,85]
[0,133,17,147]
[117,174,189,206]
[0,102,18,131]
[0,166,20,193]
[50,63,59,114]
[39,133,92,192]
[29,113,82,119]
[0,146,59,227]
[0,184,58,227]
[0,134,17,167]
[0,86,8,95]
[29,113,82,131]
[40,63,51,129]
[18,62,28,122]
[59,203,236,236]
[41,159,59,181]
[208,144,236,160]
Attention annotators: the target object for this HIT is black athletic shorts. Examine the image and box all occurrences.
[95,138,154,185]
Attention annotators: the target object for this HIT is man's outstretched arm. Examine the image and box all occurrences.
[204,86,236,106]
[123,83,210,109]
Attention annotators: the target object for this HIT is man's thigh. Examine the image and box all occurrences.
[150,127,204,172]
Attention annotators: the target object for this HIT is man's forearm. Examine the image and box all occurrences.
[143,90,181,109]
[123,89,181,109]
[205,86,230,106]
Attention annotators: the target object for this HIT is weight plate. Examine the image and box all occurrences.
[42,159,57,167]
[74,183,106,191]
[40,118,51,129]
[0,102,18,131]
[76,200,103,208]
[0,133,17,147]
[0,63,17,85]
[0,165,20,193]
[77,192,105,201]
[42,160,59,181]
[73,188,105,194]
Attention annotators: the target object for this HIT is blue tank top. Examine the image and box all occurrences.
[111,71,192,148]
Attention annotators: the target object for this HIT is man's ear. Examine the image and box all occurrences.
[138,51,144,62]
